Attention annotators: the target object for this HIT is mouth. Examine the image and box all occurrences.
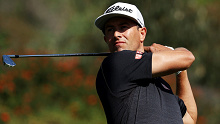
[114,41,126,46]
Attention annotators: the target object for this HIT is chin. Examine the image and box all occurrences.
[113,48,126,53]
[111,46,130,53]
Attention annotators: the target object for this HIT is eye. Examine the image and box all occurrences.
[122,26,127,28]
[107,28,114,32]
[121,25,129,30]
[105,27,114,33]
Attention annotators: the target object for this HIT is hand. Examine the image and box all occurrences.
[144,43,173,53]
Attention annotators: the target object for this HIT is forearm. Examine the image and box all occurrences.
[176,70,197,123]
[148,44,195,78]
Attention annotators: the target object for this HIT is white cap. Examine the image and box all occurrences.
[95,2,145,30]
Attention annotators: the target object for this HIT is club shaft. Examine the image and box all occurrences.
[7,53,111,58]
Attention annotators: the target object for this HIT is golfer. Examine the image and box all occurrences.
[95,2,197,124]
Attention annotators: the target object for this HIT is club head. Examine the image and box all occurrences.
[2,55,16,67]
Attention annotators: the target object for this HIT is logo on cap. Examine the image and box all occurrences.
[106,6,133,13]
[95,2,145,30]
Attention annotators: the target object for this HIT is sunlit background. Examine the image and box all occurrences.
[0,0,219,123]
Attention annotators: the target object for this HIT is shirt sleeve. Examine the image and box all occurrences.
[101,50,152,94]
[175,95,187,117]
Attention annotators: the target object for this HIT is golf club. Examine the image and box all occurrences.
[2,53,111,67]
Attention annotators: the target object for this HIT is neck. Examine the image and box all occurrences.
[137,44,144,52]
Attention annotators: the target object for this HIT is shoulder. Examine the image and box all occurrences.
[101,50,152,71]
[105,50,135,59]
[102,50,135,64]
[103,50,152,63]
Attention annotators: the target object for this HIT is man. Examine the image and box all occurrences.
[95,2,197,124]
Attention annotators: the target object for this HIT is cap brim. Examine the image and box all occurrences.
[95,13,138,30]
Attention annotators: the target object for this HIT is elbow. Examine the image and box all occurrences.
[188,51,195,66]
[175,47,195,69]
[184,51,195,69]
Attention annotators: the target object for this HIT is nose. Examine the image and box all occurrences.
[114,30,122,38]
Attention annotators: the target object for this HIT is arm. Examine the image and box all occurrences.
[144,43,195,77]
[177,70,197,124]
[161,71,198,123]
[161,74,176,91]
[145,44,197,123]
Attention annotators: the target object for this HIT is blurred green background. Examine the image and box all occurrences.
[0,0,219,123]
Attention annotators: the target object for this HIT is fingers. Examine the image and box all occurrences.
[144,46,151,52]
[144,45,158,53]
[144,45,160,53]
[149,46,157,53]
[145,43,174,53]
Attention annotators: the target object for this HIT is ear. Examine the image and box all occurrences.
[139,27,147,42]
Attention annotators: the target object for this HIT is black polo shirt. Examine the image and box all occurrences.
[96,50,186,124]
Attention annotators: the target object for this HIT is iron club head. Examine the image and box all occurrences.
[2,55,16,67]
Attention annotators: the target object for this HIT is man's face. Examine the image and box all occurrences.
[104,17,146,53]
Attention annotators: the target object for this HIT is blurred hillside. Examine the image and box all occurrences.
[0,0,220,123]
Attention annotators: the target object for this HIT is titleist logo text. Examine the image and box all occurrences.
[106,6,133,13]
